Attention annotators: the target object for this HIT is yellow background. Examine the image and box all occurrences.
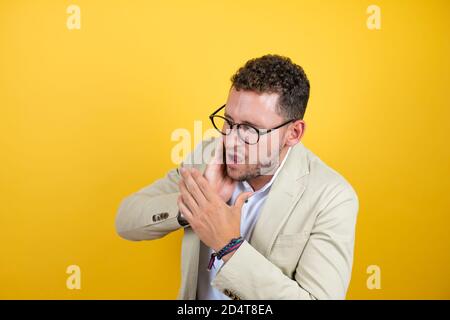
[0,0,449,299]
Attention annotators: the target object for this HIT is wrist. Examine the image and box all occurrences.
[213,235,240,252]
[221,249,237,263]
[207,237,243,271]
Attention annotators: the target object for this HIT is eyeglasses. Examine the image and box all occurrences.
[209,104,297,145]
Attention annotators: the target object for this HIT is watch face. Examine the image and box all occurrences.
[177,212,190,226]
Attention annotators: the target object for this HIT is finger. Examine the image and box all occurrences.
[179,179,200,214]
[190,167,219,202]
[204,137,227,182]
[234,191,254,210]
[180,167,208,205]
[177,194,194,222]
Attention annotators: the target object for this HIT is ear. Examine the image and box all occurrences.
[285,120,306,146]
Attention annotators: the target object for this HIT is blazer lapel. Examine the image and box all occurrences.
[249,142,310,257]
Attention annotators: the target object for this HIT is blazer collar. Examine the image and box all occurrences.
[248,141,310,256]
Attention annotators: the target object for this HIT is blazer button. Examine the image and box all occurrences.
[152,212,169,222]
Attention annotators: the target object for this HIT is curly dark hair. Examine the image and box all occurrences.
[230,54,310,120]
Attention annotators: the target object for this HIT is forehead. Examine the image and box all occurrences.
[224,87,282,127]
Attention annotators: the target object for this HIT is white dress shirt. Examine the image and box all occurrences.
[196,147,292,300]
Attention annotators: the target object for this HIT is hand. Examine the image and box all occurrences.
[203,136,237,203]
[177,166,253,252]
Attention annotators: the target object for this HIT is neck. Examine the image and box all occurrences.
[247,146,289,191]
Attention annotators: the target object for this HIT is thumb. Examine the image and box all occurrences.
[205,137,225,179]
[211,136,225,165]
[234,191,254,210]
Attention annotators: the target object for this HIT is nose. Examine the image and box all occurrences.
[225,126,245,155]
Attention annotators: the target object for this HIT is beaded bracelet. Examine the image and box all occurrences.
[207,236,244,271]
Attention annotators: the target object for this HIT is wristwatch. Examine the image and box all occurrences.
[177,210,190,226]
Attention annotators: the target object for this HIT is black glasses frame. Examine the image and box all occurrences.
[209,104,297,145]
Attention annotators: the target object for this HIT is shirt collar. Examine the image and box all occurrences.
[241,146,293,194]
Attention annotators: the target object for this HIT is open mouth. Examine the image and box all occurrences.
[226,152,245,165]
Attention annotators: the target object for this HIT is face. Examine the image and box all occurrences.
[221,87,302,181]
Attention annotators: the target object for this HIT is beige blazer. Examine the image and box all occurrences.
[115,137,359,300]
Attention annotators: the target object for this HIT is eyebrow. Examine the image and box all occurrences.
[224,112,260,128]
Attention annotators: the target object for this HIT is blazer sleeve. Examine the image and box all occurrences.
[115,138,213,241]
[210,185,359,300]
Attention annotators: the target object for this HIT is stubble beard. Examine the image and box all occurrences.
[225,145,283,181]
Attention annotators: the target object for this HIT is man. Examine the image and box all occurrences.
[115,54,359,300]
